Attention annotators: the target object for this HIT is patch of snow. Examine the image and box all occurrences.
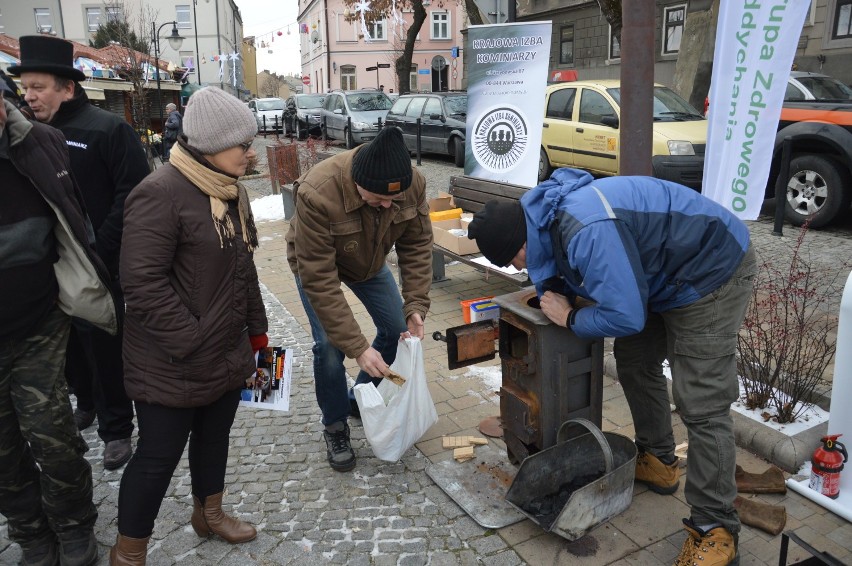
[463,365,502,391]
[251,194,286,222]
[730,382,829,436]
[665,359,828,435]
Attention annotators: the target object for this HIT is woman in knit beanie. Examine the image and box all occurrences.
[112,87,268,563]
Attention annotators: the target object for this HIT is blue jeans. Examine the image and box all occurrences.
[296,265,407,426]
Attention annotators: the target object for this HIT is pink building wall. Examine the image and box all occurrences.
[298,0,465,94]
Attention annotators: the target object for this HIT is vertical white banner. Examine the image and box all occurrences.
[702,0,810,219]
[465,22,552,187]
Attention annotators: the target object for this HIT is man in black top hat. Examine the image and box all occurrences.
[9,35,149,472]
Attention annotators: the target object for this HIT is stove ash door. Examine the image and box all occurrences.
[432,320,498,370]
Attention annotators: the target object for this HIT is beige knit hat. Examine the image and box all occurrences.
[183,87,257,154]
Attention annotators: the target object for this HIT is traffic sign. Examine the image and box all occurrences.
[302,76,310,86]
[366,66,378,72]
[378,63,391,68]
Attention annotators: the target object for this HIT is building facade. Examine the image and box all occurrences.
[297,0,466,95]
[0,0,250,97]
[515,0,852,87]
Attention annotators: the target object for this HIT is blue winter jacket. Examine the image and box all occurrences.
[521,168,750,339]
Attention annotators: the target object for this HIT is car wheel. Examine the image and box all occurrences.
[783,154,851,228]
[452,138,465,168]
[538,148,552,182]
[345,128,355,149]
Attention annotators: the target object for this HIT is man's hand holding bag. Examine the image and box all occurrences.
[353,337,438,462]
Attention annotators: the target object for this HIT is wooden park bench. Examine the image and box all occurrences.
[431,175,532,285]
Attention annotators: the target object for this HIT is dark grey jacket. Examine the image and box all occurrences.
[4,99,117,334]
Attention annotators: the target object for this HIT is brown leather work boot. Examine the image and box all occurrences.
[109,533,149,566]
[675,519,738,566]
[191,492,256,544]
[635,451,680,494]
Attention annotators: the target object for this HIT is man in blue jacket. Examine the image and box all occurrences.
[468,168,756,566]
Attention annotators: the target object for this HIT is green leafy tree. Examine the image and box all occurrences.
[90,19,149,54]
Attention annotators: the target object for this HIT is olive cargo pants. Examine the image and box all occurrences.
[614,245,757,534]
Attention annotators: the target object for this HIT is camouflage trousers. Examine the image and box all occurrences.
[0,306,97,545]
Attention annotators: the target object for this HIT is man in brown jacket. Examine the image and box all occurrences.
[286,126,433,471]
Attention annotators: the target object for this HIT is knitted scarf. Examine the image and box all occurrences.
[169,143,258,252]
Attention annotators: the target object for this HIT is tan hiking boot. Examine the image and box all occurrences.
[635,451,680,494]
[676,519,738,566]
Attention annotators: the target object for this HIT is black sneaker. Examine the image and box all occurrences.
[324,421,356,472]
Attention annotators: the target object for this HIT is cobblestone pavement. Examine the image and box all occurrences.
[2,136,851,565]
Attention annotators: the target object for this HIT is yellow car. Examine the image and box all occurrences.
[539,79,708,189]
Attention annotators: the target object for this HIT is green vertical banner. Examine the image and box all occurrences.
[703,0,810,218]
[465,22,552,187]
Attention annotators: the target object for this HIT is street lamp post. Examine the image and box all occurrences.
[151,21,184,138]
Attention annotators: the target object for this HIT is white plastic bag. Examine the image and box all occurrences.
[353,337,438,462]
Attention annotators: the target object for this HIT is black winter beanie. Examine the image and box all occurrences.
[351,127,413,194]
[467,200,527,267]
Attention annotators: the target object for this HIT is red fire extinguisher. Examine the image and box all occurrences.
[809,434,848,499]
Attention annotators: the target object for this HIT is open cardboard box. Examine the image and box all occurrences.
[428,192,463,222]
[432,218,479,255]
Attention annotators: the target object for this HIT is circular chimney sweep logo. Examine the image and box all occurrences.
[472,106,528,173]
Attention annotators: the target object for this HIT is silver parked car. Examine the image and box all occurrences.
[321,90,394,148]
[785,71,852,102]
[249,97,286,133]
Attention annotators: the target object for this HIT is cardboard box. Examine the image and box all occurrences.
[428,193,464,221]
[428,192,456,214]
[470,300,500,322]
[460,296,493,324]
[432,219,480,255]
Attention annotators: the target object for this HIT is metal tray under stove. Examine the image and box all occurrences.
[425,442,526,529]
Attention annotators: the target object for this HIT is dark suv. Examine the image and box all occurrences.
[284,93,325,139]
[384,92,467,167]
[320,90,394,148]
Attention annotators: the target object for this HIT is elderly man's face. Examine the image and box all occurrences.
[20,72,74,124]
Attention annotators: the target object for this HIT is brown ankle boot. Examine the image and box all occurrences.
[109,533,149,565]
[191,492,257,544]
